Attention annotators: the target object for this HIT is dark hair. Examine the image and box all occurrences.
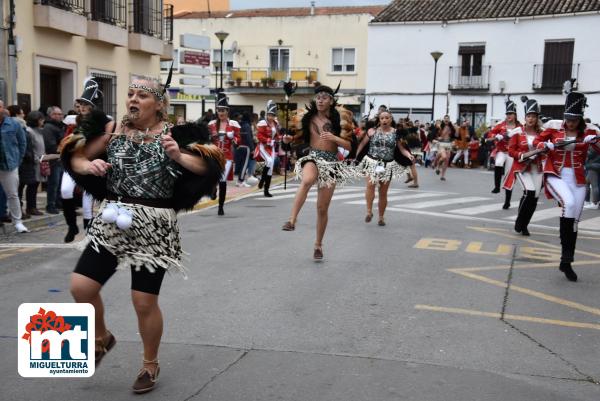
[301,100,341,143]
[566,116,587,134]
[7,105,22,117]
[25,111,45,128]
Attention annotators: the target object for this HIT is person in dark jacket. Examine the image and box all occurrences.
[584,147,600,209]
[41,106,65,213]
[234,112,255,187]
[19,111,47,217]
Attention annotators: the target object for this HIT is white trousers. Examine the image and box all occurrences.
[546,168,586,221]
[220,159,233,182]
[60,172,94,219]
[259,143,275,176]
[516,170,544,198]
[495,151,508,167]
[452,149,469,164]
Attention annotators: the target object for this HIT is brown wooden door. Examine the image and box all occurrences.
[542,41,574,89]
[40,67,61,112]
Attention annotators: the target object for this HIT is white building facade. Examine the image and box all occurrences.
[366,1,600,128]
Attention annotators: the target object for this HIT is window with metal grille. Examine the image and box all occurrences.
[129,0,163,39]
[90,0,127,28]
[91,72,117,119]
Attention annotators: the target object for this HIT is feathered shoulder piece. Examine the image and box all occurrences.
[337,105,355,142]
[170,122,225,211]
[74,109,111,141]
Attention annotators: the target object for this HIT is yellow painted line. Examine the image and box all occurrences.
[415,305,600,331]
[0,247,35,261]
[448,269,600,317]
[468,226,600,259]
[454,259,600,272]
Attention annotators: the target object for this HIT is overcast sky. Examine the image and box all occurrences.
[230,0,390,9]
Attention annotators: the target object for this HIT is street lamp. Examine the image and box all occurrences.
[212,60,220,107]
[430,51,443,122]
[215,30,229,92]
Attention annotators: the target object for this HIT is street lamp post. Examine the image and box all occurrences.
[212,60,220,107]
[215,31,229,92]
[430,51,443,122]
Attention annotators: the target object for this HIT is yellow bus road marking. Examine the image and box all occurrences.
[468,226,600,259]
[448,269,600,317]
[415,305,600,331]
[455,260,600,272]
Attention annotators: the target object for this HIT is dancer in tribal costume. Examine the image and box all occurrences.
[503,97,544,236]
[61,76,223,393]
[255,100,281,197]
[488,99,522,209]
[433,124,454,181]
[208,93,241,215]
[356,110,411,226]
[281,84,353,260]
[533,85,600,282]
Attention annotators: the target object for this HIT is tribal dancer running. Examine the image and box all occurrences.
[281,85,352,260]
[61,76,223,393]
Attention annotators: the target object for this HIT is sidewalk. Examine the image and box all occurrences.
[1,176,290,236]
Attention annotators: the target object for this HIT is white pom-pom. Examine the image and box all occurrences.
[375,164,385,174]
[116,208,133,230]
[101,203,118,223]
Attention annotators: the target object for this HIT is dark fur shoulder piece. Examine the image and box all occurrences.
[171,122,211,148]
[75,109,111,141]
[172,143,225,212]
[301,101,341,144]
[60,134,108,201]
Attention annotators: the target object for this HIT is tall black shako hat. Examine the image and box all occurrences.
[77,77,102,107]
[505,97,517,115]
[520,96,540,115]
[216,92,229,109]
[563,79,586,119]
[266,100,277,115]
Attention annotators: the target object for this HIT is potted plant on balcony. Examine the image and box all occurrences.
[261,77,269,88]
[235,77,242,86]
[267,77,276,87]
[306,74,314,85]
[313,81,321,87]
[255,81,261,88]
[226,79,235,87]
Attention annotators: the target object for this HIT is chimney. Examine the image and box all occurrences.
[310,1,315,16]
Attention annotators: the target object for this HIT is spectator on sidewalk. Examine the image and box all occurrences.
[0,100,29,232]
[584,147,600,209]
[19,111,47,217]
[42,106,65,214]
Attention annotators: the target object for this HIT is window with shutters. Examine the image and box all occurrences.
[90,71,117,119]
[458,44,485,77]
[331,48,356,73]
[542,40,575,90]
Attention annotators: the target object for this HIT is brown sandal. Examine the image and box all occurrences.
[365,213,373,223]
[132,358,160,394]
[313,245,323,260]
[378,218,386,226]
[282,221,295,231]
[95,330,116,367]
[407,184,419,188]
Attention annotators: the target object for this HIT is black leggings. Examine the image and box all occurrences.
[74,244,166,295]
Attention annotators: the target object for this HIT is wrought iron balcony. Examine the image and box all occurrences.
[163,4,173,44]
[226,68,319,93]
[448,65,491,91]
[36,0,85,16]
[532,63,579,92]
[90,0,127,28]
[128,0,164,40]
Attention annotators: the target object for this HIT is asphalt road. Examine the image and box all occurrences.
[1,166,599,401]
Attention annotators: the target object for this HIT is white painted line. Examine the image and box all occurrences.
[0,242,81,249]
[403,196,491,209]
[257,187,367,201]
[448,202,517,216]
[505,207,560,222]
[578,216,600,230]
[346,192,443,205]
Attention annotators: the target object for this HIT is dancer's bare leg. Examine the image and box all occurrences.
[409,164,419,186]
[315,184,336,248]
[132,290,162,371]
[365,178,376,218]
[288,162,317,225]
[378,181,391,219]
[70,273,107,338]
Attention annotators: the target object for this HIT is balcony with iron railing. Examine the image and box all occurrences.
[532,63,580,92]
[33,0,87,36]
[87,0,128,47]
[160,4,174,60]
[226,68,319,93]
[128,0,170,56]
[448,65,491,91]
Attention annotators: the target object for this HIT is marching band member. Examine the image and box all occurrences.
[488,99,521,209]
[208,93,241,215]
[504,97,544,236]
[255,100,281,197]
[533,87,600,282]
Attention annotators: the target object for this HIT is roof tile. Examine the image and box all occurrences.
[175,6,385,19]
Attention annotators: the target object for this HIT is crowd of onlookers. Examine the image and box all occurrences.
[0,99,72,233]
